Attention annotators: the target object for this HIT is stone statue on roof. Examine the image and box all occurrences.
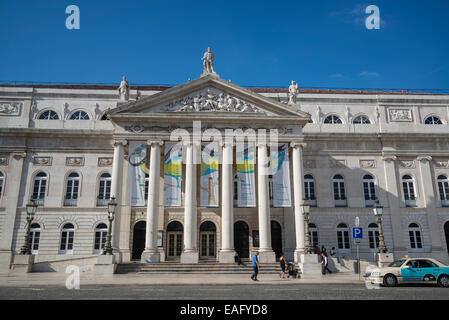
[201,47,218,77]
[118,76,130,101]
[288,80,299,105]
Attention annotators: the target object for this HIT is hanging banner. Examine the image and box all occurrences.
[200,143,219,207]
[164,142,183,207]
[271,143,292,207]
[127,141,147,207]
[236,143,256,207]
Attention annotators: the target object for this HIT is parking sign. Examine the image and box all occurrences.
[352,227,363,239]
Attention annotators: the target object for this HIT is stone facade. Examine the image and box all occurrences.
[0,76,449,271]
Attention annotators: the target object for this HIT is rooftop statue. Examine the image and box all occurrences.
[201,47,218,77]
[118,76,130,101]
[288,80,299,105]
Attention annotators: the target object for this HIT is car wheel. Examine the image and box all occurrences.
[383,274,397,287]
[437,275,449,288]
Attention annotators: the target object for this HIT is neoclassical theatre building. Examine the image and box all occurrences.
[1,59,449,270]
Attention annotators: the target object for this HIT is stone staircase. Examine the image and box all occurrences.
[115,261,281,274]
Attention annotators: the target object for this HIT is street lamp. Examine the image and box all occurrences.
[301,199,313,254]
[102,197,117,255]
[20,200,37,255]
[373,200,388,253]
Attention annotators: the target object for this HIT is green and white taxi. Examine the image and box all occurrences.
[365,257,449,287]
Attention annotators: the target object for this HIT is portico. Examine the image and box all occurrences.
[108,74,311,264]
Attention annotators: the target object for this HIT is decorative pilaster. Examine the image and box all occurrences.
[219,140,235,263]
[181,141,199,263]
[141,140,164,263]
[417,155,444,252]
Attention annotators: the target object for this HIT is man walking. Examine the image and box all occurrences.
[251,251,259,281]
[321,252,332,275]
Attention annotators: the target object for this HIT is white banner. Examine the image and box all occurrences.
[271,143,291,207]
[200,143,219,207]
[164,142,183,207]
[127,141,147,207]
[236,143,256,207]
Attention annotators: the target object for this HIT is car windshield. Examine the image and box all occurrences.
[389,260,405,267]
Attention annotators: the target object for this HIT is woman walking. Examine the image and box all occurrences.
[279,253,287,279]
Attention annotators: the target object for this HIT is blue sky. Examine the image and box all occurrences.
[0,0,448,89]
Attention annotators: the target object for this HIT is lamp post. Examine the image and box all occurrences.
[20,200,37,255]
[373,200,388,253]
[301,199,313,254]
[102,197,117,255]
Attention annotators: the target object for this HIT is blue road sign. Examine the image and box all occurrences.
[352,227,363,239]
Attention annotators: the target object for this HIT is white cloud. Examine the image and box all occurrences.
[360,71,380,77]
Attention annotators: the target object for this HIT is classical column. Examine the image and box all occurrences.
[141,140,164,263]
[111,140,127,261]
[417,156,444,255]
[291,142,306,263]
[181,141,199,263]
[257,142,275,263]
[0,152,26,270]
[382,155,405,255]
[219,141,235,263]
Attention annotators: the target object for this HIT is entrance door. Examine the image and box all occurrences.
[199,221,216,259]
[445,221,449,255]
[167,232,183,259]
[271,220,282,260]
[234,221,249,259]
[132,221,146,260]
[166,221,183,260]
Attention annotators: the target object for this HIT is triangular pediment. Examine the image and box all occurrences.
[109,75,310,121]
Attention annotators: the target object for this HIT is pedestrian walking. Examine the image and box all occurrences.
[321,252,332,275]
[279,253,287,279]
[321,245,327,256]
[234,251,243,265]
[250,251,259,281]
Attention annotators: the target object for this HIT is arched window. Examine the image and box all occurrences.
[333,174,347,207]
[408,223,423,250]
[32,172,47,206]
[304,174,316,206]
[353,115,371,124]
[337,223,350,250]
[402,175,416,207]
[64,172,80,207]
[368,223,379,250]
[97,173,111,206]
[424,116,442,125]
[60,223,75,254]
[29,223,41,254]
[0,171,4,200]
[38,110,59,120]
[363,174,377,207]
[309,223,319,247]
[324,115,343,124]
[437,175,449,207]
[69,111,90,120]
[100,113,108,120]
[94,223,108,254]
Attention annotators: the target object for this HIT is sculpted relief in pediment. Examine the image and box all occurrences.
[151,88,267,114]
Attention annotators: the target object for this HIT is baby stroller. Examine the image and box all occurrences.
[286,262,300,279]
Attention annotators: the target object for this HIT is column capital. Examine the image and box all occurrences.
[11,152,27,160]
[220,140,234,148]
[290,142,306,149]
[417,155,432,163]
[147,140,164,147]
[113,139,127,147]
[382,155,397,162]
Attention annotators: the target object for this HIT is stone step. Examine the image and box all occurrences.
[115,263,283,274]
